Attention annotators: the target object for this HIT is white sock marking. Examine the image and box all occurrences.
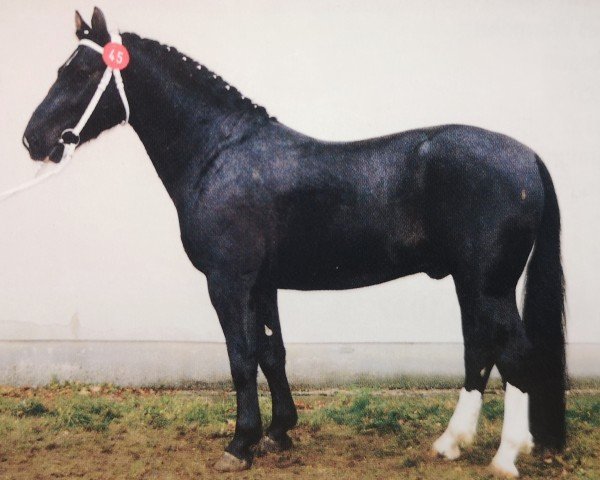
[490,383,534,478]
[433,388,482,460]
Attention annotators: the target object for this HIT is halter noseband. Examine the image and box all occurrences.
[59,32,130,161]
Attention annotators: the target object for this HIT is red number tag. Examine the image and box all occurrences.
[102,43,130,70]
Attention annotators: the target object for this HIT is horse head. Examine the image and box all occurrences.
[23,7,127,162]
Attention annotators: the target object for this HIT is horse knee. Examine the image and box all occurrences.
[230,363,258,390]
[228,348,259,388]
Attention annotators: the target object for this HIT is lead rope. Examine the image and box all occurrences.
[0,32,129,203]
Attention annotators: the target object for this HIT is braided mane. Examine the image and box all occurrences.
[124,33,273,120]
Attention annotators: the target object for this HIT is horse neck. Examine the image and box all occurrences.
[120,33,268,201]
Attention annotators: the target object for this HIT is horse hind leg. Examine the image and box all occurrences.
[489,299,535,478]
[432,281,494,460]
[432,387,484,460]
[437,274,534,477]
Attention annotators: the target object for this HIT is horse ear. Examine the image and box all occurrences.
[90,7,111,44]
[75,10,91,39]
[91,7,108,34]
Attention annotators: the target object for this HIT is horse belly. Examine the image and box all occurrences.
[275,227,431,290]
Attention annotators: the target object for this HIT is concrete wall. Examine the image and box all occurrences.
[1,341,598,387]
[0,1,599,383]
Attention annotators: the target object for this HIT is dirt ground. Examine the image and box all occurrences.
[0,383,597,479]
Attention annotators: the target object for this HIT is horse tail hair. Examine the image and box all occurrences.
[523,154,566,450]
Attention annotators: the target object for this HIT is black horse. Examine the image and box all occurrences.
[23,8,565,476]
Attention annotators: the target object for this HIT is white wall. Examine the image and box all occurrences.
[1,0,599,346]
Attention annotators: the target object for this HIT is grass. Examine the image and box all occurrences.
[0,383,597,479]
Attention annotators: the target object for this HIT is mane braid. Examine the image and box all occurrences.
[125,33,273,121]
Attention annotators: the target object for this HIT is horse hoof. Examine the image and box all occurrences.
[256,434,293,456]
[520,435,534,455]
[432,434,461,460]
[489,458,519,478]
[213,452,250,472]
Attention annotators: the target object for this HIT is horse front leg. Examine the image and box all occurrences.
[255,288,297,454]
[208,272,263,472]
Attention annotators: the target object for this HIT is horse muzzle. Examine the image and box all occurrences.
[22,131,64,163]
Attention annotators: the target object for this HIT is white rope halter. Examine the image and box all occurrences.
[0,32,130,203]
[61,32,130,159]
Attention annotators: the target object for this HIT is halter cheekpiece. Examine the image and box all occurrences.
[59,32,130,161]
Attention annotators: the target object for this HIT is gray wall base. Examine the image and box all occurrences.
[0,341,597,387]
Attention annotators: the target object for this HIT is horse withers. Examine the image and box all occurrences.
[22,8,566,477]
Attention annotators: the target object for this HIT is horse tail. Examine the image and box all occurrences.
[523,155,566,450]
